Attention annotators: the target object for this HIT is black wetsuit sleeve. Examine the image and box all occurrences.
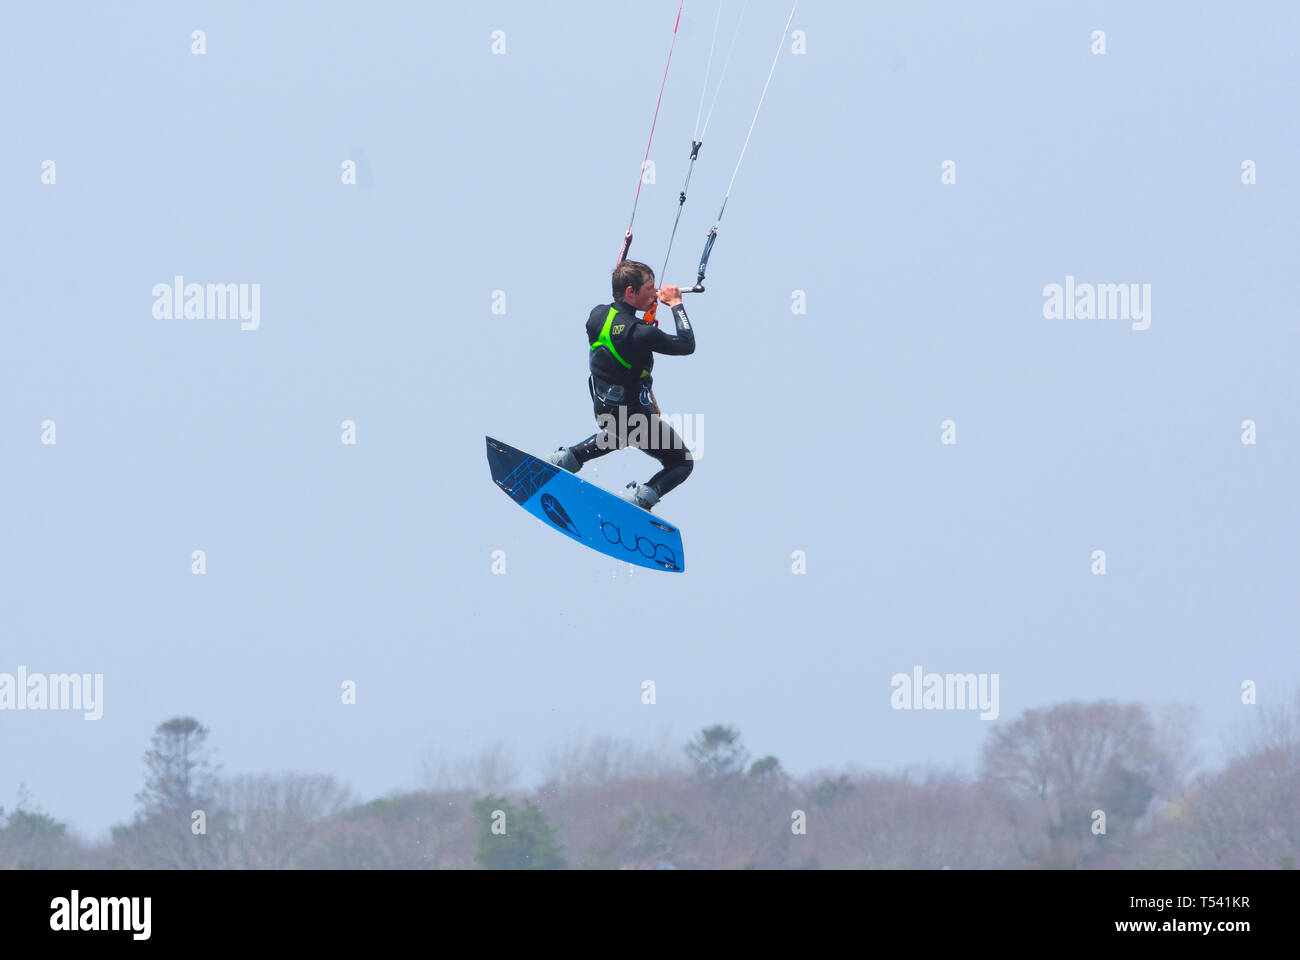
[635,303,695,356]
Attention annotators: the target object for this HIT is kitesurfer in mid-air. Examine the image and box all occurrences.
[547,260,695,511]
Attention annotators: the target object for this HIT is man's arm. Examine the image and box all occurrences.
[640,297,695,356]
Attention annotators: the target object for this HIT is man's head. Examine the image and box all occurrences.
[613,260,657,312]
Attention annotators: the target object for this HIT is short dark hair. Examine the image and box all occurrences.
[613,261,654,302]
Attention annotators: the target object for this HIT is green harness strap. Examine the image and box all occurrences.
[590,306,632,369]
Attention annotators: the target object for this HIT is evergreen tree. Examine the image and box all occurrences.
[135,716,220,818]
[472,794,565,869]
[685,724,749,779]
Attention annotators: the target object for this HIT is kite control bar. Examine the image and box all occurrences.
[622,229,705,295]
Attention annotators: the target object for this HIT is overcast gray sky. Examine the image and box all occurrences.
[2,1,1297,840]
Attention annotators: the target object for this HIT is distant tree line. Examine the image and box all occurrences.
[2,699,1296,869]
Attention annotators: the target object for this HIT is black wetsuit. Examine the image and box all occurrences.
[568,299,695,496]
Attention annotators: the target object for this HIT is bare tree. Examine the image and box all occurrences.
[1133,741,1300,869]
[1228,685,1300,758]
[980,700,1185,867]
[802,770,1020,870]
[209,773,356,868]
[538,733,682,789]
[419,741,520,795]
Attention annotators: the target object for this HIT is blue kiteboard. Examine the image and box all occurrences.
[486,436,685,572]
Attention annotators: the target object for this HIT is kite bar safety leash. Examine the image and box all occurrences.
[679,0,797,295]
